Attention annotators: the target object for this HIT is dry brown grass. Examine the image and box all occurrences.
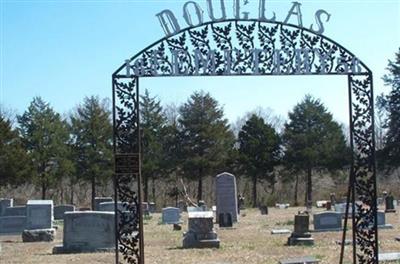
[1,207,399,264]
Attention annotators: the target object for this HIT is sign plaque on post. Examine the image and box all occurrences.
[115,153,140,174]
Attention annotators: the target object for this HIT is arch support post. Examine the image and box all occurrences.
[348,73,378,264]
[113,75,144,264]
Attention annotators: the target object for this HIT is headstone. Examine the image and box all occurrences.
[149,202,156,213]
[377,211,393,229]
[187,206,200,213]
[0,199,13,216]
[259,205,268,215]
[98,201,128,212]
[0,216,27,234]
[215,172,238,223]
[94,197,113,211]
[313,212,342,232]
[334,203,358,218]
[198,200,207,211]
[26,200,53,230]
[238,194,245,210]
[287,213,314,246]
[325,201,332,211]
[183,211,219,248]
[279,256,319,264]
[3,206,26,216]
[142,202,149,216]
[162,207,181,224]
[177,200,186,212]
[330,193,336,206]
[385,195,396,213]
[54,205,75,220]
[218,213,233,228]
[53,211,115,253]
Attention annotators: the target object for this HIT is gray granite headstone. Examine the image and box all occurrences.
[385,195,396,212]
[377,210,393,229]
[4,206,26,216]
[149,202,156,213]
[162,207,181,224]
[53,211,115,253]
[288,213,314,246]
[177,200,186,212]
[0,199,13,216]
[215,172,238,223]
[98,201,128,212]
[313,212,342,232]
[26,200,53,230]
[54,205,75,220]
[0,216,27,234]
[187,206,205,212]
[142,202,149,215]
[94,197,113,211]
[334,203,358,218]
[183,211,219,248]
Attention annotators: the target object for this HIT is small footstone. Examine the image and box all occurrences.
[173,224,182,231]
[379,252,400,262]
[22,228,55,242]
[271,229,291,235]
[279,256,319,264]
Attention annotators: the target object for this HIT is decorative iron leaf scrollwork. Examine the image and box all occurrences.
[349,74,378,264]
[113,77,142,264]
[117,20,369,78]
[113,19,377,264]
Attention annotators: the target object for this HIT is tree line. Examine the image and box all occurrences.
[1,48,399,209]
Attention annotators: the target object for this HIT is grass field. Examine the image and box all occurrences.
[1,207,399,264]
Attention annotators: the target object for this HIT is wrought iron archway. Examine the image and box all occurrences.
[112,19,377,264]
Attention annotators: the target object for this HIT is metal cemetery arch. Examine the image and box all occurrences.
[112,19,377,264]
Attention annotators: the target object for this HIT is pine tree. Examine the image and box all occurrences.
[140,89,166,202]
[178,91,235,202]
[282,95,349,208]
[0,111,32,188]
[18,97,70,199]
[380,48,400,169]
[238,114,281,207]
[70,96,113,209]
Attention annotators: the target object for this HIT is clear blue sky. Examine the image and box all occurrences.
[1,0,399,125]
